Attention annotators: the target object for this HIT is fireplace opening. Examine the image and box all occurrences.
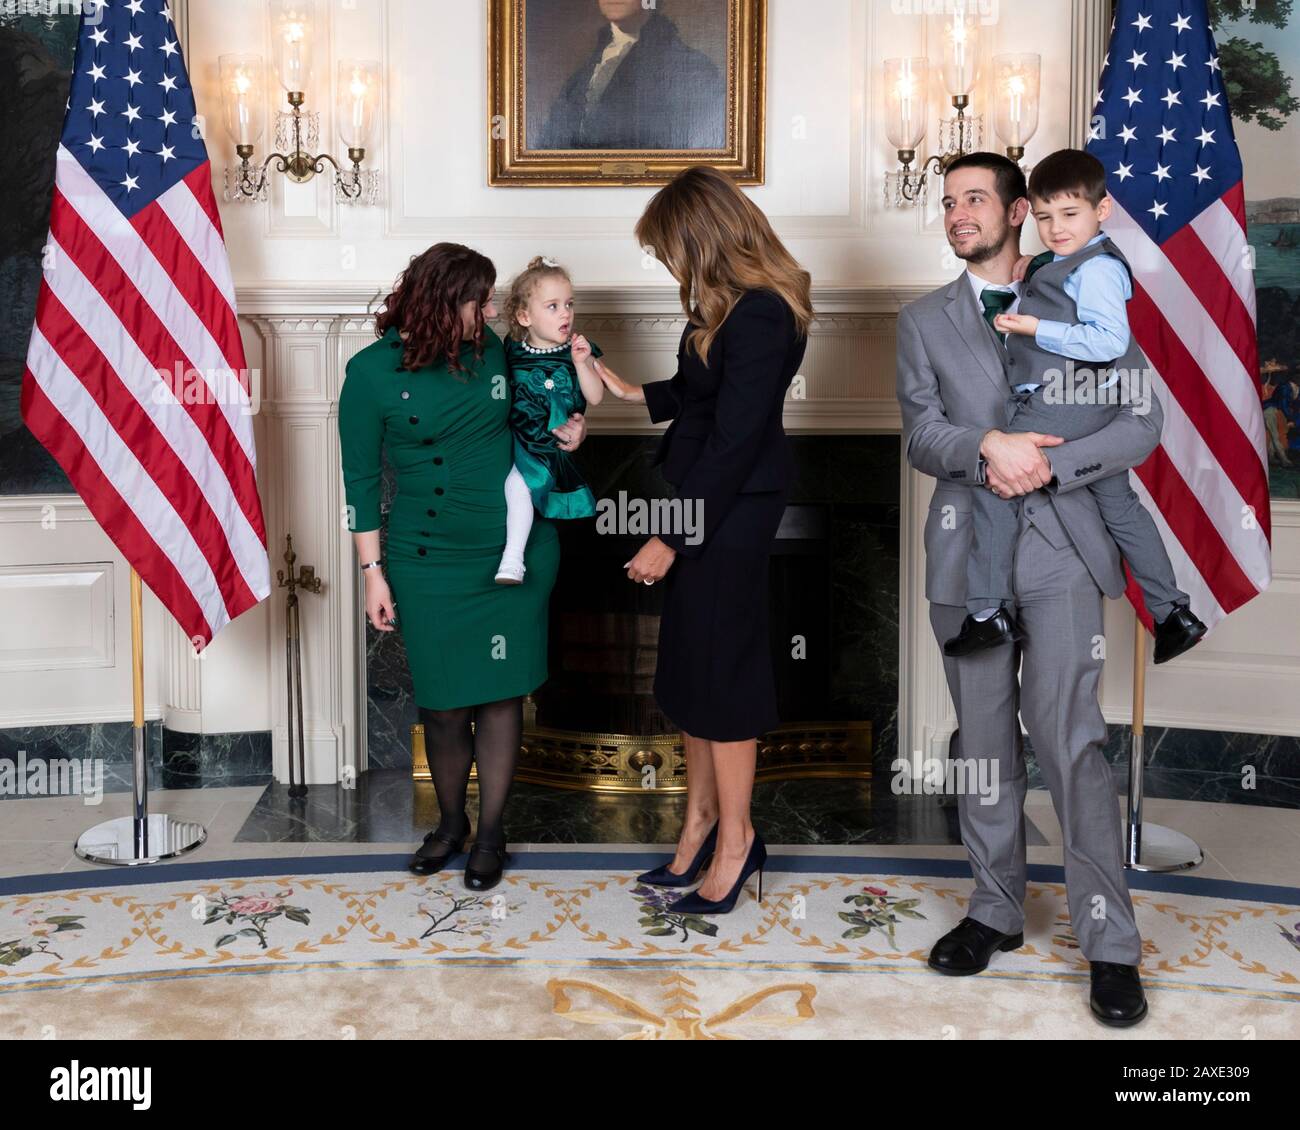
[367,434,900,793]
[521,435,899,789]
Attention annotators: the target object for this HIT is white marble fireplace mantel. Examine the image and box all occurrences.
[236,282,950,785]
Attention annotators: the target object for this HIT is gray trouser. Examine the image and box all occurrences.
[933,518,1143,964]
[966,388,1186,621]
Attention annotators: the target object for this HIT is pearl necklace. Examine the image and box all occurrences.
[519,337,568,355]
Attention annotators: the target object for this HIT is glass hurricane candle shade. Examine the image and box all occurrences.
[884,57,929,152]
[271,0,315,94]
[937,10,980,98]
[993,53,1041,154]
[219,53,265,148]
[337,60,380,149]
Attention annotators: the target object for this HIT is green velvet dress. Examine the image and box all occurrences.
[504,337,599,519]
[338,325,559,710]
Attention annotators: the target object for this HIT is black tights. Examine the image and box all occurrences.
[417,696,522,867]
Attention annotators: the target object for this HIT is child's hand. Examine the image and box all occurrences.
[994,313,1039,337]
[570,333,593,365]
[1011,254,1034,282]
[597,364,645,403]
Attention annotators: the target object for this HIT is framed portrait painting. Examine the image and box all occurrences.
[488,0,766,186]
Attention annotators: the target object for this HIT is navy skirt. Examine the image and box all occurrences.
[653,489,787,742]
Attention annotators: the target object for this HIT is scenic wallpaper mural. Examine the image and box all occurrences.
[0,1,79,495]
[1208,0,1300,499]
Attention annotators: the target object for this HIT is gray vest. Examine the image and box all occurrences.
[1004,235,1134,391]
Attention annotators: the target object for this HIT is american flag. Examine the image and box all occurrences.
[21,0,270,649]
[1087,0,1271,632]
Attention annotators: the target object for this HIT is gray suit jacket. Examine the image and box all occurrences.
[896,272,1164,607]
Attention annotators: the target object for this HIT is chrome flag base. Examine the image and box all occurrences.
[1125,618,1203,874]
[75,570,206,866]
[75,813,207,866]
[1124,820,1203,873]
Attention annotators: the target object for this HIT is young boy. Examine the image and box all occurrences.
[943,148,1207,663]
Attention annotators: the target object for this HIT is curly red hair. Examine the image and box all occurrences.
[375,243,496,375]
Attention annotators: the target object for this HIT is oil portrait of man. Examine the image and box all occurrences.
[527,0,728,151]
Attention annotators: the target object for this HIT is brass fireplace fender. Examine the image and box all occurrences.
[411,720,871,793]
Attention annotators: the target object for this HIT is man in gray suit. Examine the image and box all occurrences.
[896,153,1153,1026]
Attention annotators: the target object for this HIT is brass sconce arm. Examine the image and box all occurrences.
[228,91,369,202]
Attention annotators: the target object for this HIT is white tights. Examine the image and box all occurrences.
[500,465,534,568]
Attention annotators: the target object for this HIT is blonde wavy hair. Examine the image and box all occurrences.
[503,256,571,341]
[634,166,813,363]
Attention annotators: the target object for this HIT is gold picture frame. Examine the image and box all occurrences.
[487,0,766,187]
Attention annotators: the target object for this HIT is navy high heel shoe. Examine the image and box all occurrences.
[636,822,718,887]
[666,831,766,915]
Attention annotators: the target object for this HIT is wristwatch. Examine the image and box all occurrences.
[360,560,383,571]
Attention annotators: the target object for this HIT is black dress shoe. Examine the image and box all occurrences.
[464,844,511,892]
[408,826,469,876]
[1154,604,1207,664]
[928,916,1024,975]
[943,609,1024,657]
[1089,961,1148,1026]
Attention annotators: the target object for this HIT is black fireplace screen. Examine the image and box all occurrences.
[364,434,901,769]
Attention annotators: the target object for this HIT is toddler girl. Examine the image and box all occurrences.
[496,256,612,582]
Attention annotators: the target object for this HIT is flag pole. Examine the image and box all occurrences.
[74,568,207,865]
[1124,609,1202,872]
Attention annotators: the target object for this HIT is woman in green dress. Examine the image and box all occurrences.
[337,243,587,890]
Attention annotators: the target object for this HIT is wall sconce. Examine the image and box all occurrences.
[883,57,930,206]
[883,10,984,208]
[221,0,381,205]
[935,9,983,165]
[992,53,1040,166]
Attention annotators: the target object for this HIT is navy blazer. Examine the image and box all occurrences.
[642,288,806,557]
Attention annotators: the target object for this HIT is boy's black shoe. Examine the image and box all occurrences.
[1153,603,1207,664]
[943,608,1023,657]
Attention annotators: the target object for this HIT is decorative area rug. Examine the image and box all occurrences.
[1,855,1297,1040]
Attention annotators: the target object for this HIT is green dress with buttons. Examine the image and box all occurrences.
[338,324,559,710]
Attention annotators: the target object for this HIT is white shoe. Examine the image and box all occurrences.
[495,560,525,585]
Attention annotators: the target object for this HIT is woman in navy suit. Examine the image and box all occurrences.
[600,166,813,914]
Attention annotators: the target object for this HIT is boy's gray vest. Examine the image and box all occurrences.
[1003,235,1135,393]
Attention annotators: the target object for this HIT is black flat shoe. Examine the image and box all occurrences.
[464,843,511,892]
[1089,961,1148,1026]
[927,916,1024,975]
[408,826,468,876]
[943,609,1023,657]
[1154,603,1207,664]
[636,822,719,887]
